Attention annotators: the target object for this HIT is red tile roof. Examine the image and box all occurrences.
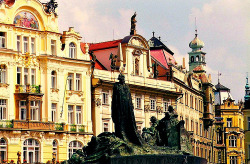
[193,65,204,72]
[150,50,168,69]
[80,42,106,70]
[89,39,122,51]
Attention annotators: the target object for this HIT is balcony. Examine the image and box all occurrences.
[203,112,214,128]
[67,124,86,133]
[225,127,243,134]
[0,120,87,133]
[15,84,41,94]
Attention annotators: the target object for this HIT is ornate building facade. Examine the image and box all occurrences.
[215,82,245,164]
[0,0,92,163]
[243,75,250,164]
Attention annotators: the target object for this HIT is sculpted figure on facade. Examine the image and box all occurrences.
[130,12,137,35]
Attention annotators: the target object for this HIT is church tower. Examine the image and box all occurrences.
[245,75,250,102]
[188,31,206,72]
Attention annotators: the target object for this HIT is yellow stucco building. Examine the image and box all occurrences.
[243,76,250,164]
[215,82,245,164]
[0,0,92,163]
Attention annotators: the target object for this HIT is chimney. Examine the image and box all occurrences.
[182,57,186,69]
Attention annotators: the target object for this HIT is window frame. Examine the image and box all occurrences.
[68,105,74,124]
[76,106,82,125]
[67,73,74,91]
[102,92,109,105]
[150,99,156,110]
[31,38,35,54]
[135,97,141,109]
[51,103,57,122]
[23,36,29,53]
[68,141,82,159]
[69,42,76,58]
[0,65,6,84]
[75,74,81,91]
[0,100,6,120]
[0,32,6,48]
[51,40,56,55]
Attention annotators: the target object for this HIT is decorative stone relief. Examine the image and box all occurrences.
[95,98,101,107]
[15,53,38,67]
[144,104,150,113]
[156,106,163,113]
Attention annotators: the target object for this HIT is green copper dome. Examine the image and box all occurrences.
[189,34,204,49]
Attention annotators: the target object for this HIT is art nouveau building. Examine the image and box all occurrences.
[0,0,92,163]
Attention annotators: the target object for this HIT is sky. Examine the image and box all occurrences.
[43,0,250,102]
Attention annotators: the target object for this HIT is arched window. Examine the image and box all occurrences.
[134,58,139,75]
[23,139,40,163]
[191,56,194,62]
[68,141,82,159]
[0,65,6,84]
[53,140,58,161]
[51,71,57,89]
[196,56,199,62]
[69,42,76,58]
[0,138,7,162]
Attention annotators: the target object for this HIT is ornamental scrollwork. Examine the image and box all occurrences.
[95,98,101,107]
[144,104,150,113]
[156,106,163,113]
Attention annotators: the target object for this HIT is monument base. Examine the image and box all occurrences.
[97,155,207,164]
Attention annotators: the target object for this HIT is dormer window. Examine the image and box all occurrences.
[69,42,76,58]
[0,32,6,48]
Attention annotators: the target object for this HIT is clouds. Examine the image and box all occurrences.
[42,0,249,101]
[188,0,249,101]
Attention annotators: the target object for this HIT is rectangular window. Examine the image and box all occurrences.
[17,67,22,85]
[0,65,6,84]
[24,68,29,85]
[19,101,26,120]
[68,105,74,124]
[136,97,141,109]
[185,118,189,130]
[51,40,56,55]
[103,122,109,132]
[196,122,198,135]
[196,147,199,156]
[31,69,36,85]
[67,73,74,90]
[163,99,170,112]
[230,156,237,164]
[200,123,203,136]
[31,38,35,54]
[150,99,156,110]
[0,100,6,120]
[229,136,237,147]
[248,117,250,130]
[218,152,221,163]
[227,118,232,127]
[51,71,56,89]
[51,103,57,122]
[200,148,203,158]
[102,92,109,105]
[75,74,81,91]
[76,106,82,124]
[191,120,194,131]
[23,37,28,53]
[0,32,6,48]
[30,101,39,121]
[17,35,21,52]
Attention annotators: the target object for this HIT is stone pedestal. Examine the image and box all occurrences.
[98,155,207,164]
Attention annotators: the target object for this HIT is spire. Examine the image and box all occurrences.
[245,72,250,102]
[195,17,198,37]
[152,31,155,37]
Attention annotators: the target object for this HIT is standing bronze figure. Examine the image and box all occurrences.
[130,12,137,35]
[112,73,143,146]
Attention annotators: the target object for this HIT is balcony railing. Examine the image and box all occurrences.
[68,124,86,133]
[0,120,88,133]
[15,84,41,93]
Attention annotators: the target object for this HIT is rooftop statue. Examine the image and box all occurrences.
[130,12,137,35]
